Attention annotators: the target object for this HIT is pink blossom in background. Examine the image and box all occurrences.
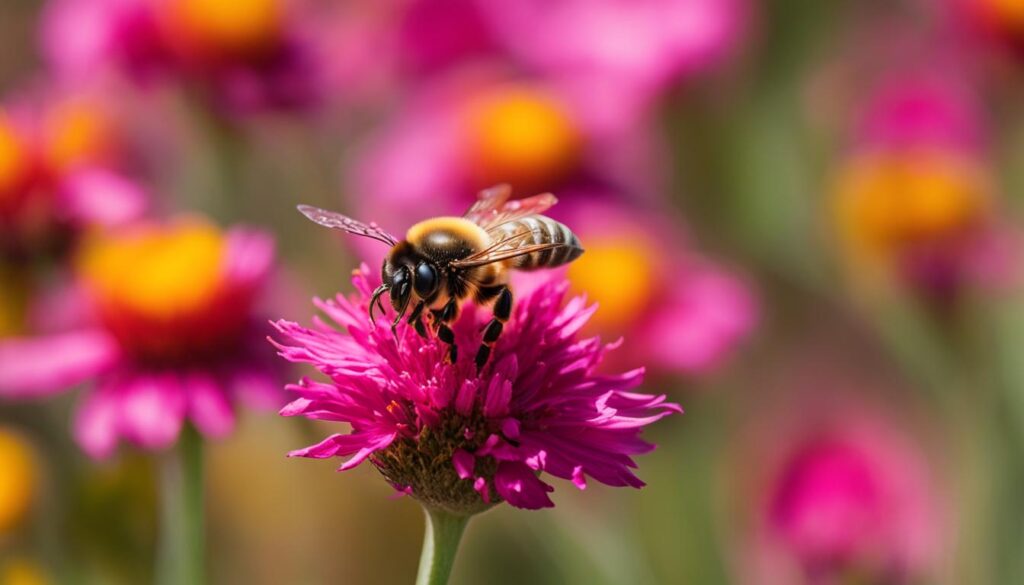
[40,0,328,114]
[347,67,668,259]
[0,218,282,458]
[833,67,1018,301]
[475,0,749,125]
[745,410,943,584]
[0,90,148,262]
[558,197,757,376]
[272,268,679,511]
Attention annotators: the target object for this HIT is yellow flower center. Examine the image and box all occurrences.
[568,236,658,332]
[43,99,115,173]
[834,150,989,260]
[0,113,31,199]
[0,559,48,585]
[0,430,36,535]
[78,219,226,324]
[983,0,1024,30]
[464,86,582,190]
[166,0,285,60]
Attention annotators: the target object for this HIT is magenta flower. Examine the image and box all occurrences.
[40,0,327,114]
[0,218,281,458]
[832,67,1020,300]
[476,0,750,115]
[559,197,757,376]
[744,411,943,584]
[347,68,667,257]
[272,267,679,512]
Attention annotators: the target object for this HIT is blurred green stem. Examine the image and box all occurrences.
[157,426,205,585]
[415,507,469,585]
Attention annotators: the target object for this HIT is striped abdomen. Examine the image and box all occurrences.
[490,215,584,270]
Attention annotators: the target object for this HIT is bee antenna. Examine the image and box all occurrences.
[369,284,388,324]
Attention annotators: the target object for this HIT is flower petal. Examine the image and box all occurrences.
[494,461,555,509]
[0,330,119,398]
[72,381,118,459]
[118,373,186,451]
[186,372,235,439]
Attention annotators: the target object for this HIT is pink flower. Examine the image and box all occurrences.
[746,412,943,584]
[40,0,327,114]
[559,197,757,376]
[0,218,282,458]
[832,68,1019,300]
[272,267,679,512]
[347,68,668,261]
[0,91,148,263]
[475,0,749,115]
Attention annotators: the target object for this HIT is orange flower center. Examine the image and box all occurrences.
[568,235,658,332]
[78,220,226,323]
[165,0,285,60]
[834,150,990,260]
[0,113,31,200]
[464,86,582,190]
[43,99,116,173]
[0,429,36,535]
[981,0,1024,30]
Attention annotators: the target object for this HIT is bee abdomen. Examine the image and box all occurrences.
[493,215,583,271]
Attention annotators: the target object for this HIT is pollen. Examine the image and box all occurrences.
[0,429,36,535]
[77,219,227,323]
[43,98,115,173]
[165,0,285,60]
[463,85,582,190]
[568,236,658,332]
[0,112,31,199]
[833,150,990,258]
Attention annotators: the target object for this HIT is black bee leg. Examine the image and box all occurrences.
[436,298,460,364]
[475,286,512,370]
[407,301,427,339]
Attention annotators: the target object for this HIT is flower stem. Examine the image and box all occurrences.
[415,507,470,585]
[157,425,205,585]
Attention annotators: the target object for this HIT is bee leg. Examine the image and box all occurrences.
[407,301,427,339]
[475,286,512,370]
[436,298,460,364]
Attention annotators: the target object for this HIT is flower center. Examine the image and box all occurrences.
[463,86,582,190]
[0,429,35,535]
[43,99,116,174]
[165,0,285,60]
[834,150,989,258]
[371,411,498,516]
[77,219,236,362]
[568,235,658,331]
[982,0,1024,30]
[0,114,31,202]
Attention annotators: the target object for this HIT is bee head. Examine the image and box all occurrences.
[372,252,442,330]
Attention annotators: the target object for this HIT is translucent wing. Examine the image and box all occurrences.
[463,184,559,232]
[449,230,574,269]
[297,204,398,246]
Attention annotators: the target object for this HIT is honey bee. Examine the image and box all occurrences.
[298,184,584,368]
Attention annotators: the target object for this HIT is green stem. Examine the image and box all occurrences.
[157,426,205,585]
[415,507,470,585]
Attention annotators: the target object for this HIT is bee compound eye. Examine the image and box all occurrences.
[414,262,439,296]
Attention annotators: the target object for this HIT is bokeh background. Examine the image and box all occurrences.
[2,0,1024,583]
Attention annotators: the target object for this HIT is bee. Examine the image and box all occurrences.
[297,184,584,369]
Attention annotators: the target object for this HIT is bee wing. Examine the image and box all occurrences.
[449,230,570,269]
[297,204,398,246]
[463,184,559,232]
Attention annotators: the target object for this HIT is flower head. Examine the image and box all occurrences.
[746,413,943,585]
[0,217,281,458]
[272,267,679,512]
